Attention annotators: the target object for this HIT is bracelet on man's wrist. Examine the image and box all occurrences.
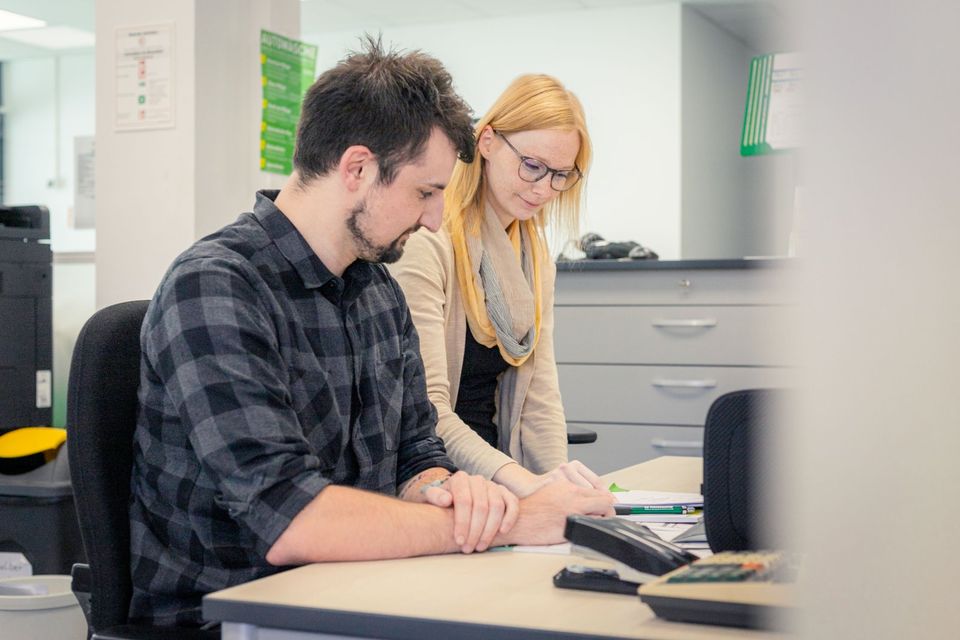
[419,474,451,494]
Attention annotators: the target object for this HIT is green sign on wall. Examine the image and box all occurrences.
[260,30,317,175]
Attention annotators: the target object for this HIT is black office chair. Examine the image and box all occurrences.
[67,300,216,640]
[701,388,787,553]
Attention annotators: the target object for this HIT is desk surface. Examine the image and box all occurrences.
[204,457,783,640]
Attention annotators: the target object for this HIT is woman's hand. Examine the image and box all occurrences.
[492,460,608,498]
[543,460,606,491]
[494,479,616,547]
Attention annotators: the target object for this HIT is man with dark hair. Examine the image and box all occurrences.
[129,38,614,627]
[294,36,476,187]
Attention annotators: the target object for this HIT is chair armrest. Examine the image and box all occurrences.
[71,563,93,634]
[567,425,597,445]
[71,562,91,593]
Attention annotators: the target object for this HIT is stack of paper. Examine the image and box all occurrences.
[670,520,710,550]
[643,521,712,557]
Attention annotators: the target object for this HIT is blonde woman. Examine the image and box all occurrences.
[389,74,605,498]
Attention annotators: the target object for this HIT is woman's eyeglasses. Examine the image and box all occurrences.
[493,130,582,192]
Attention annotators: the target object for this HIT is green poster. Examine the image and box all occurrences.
[259,30,317,175]
[740,52,802,156]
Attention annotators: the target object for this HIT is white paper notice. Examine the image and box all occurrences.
[766,52,802,150]
[73,136,95,229]
[115,24,175,130]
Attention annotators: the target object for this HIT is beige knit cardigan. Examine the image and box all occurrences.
[388,227,569,479]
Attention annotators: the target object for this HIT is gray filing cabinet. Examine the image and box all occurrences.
[555,259,794,474]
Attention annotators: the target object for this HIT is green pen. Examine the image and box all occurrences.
[614,505,700,516]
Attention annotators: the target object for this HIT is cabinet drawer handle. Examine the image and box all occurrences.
[651,318,718,328]
[651,439,703,450]
[651,378,717,389]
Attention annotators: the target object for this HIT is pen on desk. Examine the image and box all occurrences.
[614,505,701,516]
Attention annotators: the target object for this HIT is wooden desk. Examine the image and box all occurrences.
[204,457,783,640]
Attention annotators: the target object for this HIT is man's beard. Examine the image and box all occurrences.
[346,199,419,264]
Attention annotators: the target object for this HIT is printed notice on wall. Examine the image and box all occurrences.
[259,30,317,175]
[115,23,175,131]
[73,136,95,229]
[764,53,802,151]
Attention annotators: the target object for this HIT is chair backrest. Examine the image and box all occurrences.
[67,300,150,632]
[702,388,785,553]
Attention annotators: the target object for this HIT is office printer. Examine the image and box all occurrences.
[0,205,52,431]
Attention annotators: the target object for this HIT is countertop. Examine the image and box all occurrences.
[555,257,791,271]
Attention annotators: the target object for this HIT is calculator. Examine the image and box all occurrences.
[638,551,798,630]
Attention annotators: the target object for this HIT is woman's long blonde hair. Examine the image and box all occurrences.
[445,74,591,243]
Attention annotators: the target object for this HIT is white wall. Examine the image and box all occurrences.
[3,53,96,253]
[194,0,294,239]
[303,4,683,257]
[95,1,198,308]
[95,0,297,308]
[680,6,797,259]
[51,257,96,426]
[786,2,960,637]
[680,6,753,258]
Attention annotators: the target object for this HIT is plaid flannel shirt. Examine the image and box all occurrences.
[129,190,455,626]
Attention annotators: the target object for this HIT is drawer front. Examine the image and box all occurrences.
[559,364,795,426]
[555,268,792,306]
[554,305,791,366]
[566,423,703,475]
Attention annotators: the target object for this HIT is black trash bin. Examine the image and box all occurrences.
[0,429,85,576]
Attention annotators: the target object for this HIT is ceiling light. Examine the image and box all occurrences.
[1,26,95,49]
[0,9,46,32]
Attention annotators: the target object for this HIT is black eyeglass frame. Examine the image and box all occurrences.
[492,129,582,192]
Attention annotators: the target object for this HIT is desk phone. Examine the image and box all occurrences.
[563,515,698,584]
[639,551,798,630]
